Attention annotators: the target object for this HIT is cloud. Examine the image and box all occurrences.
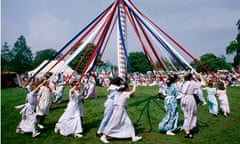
[27,11,73,53]
[1,20,23,46]
[147,4,239,62]
[2,0,239,65]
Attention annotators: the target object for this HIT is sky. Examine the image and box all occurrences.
[2,0,240,65]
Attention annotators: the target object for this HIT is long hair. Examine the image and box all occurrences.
[166,74,178,87]
[184,73,193,81]
[218,81,225,90]
[110,77,124,86]
[70,81,78,87]
[208,80,214,87]
[118,83,129,92]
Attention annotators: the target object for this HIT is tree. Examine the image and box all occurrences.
[226,19,240,71]
[128,51,153,73]
[1,42,13,71]
[156,57,184,72]
[218,55,232,70]
[69,43,96,74]
[33,48,58,68]
[196,53,231,73]
[9,35,33,73]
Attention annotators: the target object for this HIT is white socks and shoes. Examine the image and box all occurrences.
[54,127,59,133]
[74,133,83,138]
[32,131,41,138]
[132,136,142,142]
[202,102,207,105]
[166,131,175,136]
[38,124,44,129]
[100,135,109,143]
[16,128,24,134]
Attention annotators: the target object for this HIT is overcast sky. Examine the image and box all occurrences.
[2,0,240,65]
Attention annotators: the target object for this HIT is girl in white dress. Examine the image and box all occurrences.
[54,81,83,138]
[100,82,142,143]
[84,75,97,99]
[36,80,53,129]
[16,80,46,138]
[97,77,123,136]
[216,81,230,117]
[180,73,198,138]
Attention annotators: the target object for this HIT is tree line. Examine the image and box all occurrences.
[1,35,58,74]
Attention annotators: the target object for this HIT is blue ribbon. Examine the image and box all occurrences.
[125,1,187,70]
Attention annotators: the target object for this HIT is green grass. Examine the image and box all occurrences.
[1,86,240,144]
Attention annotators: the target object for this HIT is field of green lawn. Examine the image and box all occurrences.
[1,86,240,144]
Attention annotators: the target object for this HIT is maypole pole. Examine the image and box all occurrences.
[117,0,127,81]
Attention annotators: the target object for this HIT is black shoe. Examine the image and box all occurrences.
[96,133,103,137]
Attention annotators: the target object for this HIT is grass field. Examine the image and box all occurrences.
[1,86,240,144]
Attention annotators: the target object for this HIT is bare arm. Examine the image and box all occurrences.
[200,75,206,86]
[32,80,46,93]
[129,82,136,96]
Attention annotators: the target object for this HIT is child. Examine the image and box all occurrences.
[54,81,83,138]
[16,80,46,138]
[100,82,142,143]
[180,73,198,138]
[54,82,65,104]
[36,80,53,129]
[194,74,207,105]
[158,75,181,136]
[203,80,218,116]
[96,77,123,136]
[216,81,230,117]
[157,81,167,100]
[84,75,97,99]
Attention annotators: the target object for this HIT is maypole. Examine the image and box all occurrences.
[28,0,218,85]
[117,0,127,81]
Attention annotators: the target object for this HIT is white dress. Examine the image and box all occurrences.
[217,89,230,114]
[85,80,97,99]
[180,80,198,132]
[55,90,83,136]
[36,86,52,116]
[103,91,135,138]
[17,92,38,133]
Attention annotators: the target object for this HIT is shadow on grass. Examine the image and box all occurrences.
[82,119,102,134]
[129,95,165,133]
[36,117,102,136]
[193,119,209,134]
[38,122,56,134]
[50,105,67,111]
[131,95,211,135]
